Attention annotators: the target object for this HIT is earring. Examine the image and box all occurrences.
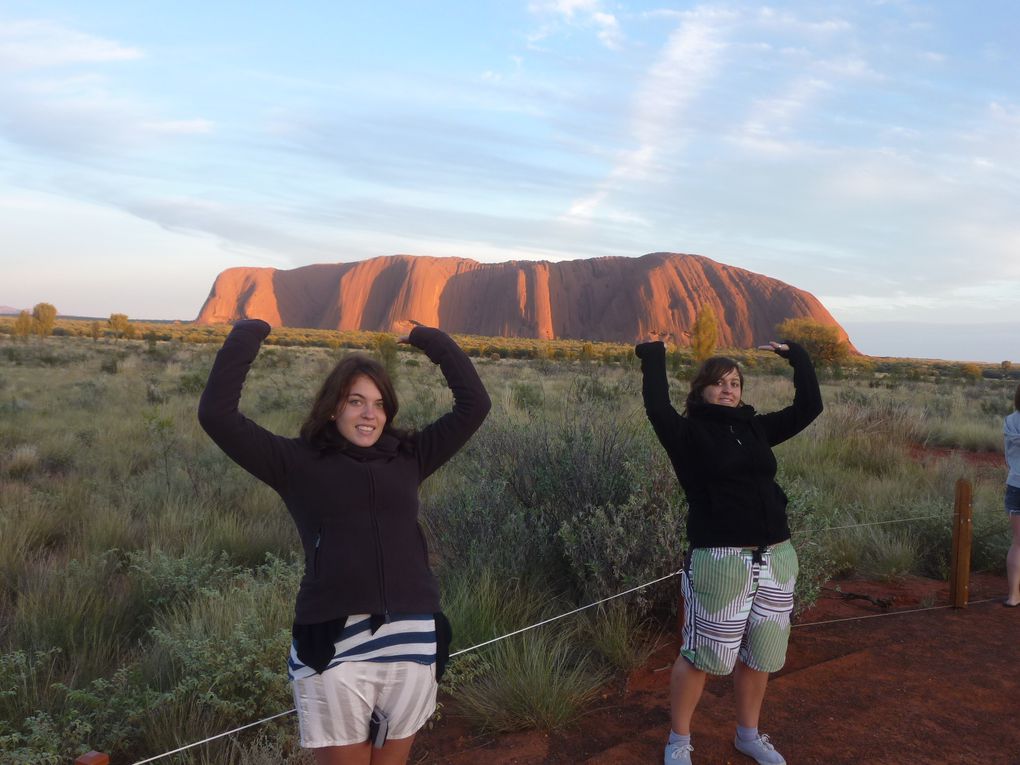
[329,415,335,420]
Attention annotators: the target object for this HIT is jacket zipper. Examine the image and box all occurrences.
[729,424,743,446]
[367,465,389,621]
[313,528,322,577]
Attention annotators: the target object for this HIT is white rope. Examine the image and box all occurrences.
[794,596,1000,628]
[130,708,295,764]
[800,513,945,535]
[448,568,682,658]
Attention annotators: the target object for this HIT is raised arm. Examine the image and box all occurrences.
[635,340,687,453]
[410,326,492,480]
[755,341,824,446]
[197,319,290,490]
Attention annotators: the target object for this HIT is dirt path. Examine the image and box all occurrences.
[414,573,1018,764]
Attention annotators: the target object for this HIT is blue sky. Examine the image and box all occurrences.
[2,1,1018,361]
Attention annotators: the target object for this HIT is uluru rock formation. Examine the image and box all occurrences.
[196,252,854,349]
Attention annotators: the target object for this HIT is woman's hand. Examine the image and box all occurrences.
[757,341,790,353]
[393,319,423,344]
[646,329,688,346]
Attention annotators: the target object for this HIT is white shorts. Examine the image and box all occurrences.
[292,660,438,748]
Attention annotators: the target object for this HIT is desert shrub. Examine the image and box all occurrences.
[441,567,557,656]
[128,549,242,615]
[177,371,207,395]
[10,553,144,682]
[558,473,686,616]
[454,626,608,733]
[4,444,39,477]
[400,383,440,429]
[582,602,663,672]
[922,417,1002,452]
[783,478,835,614]
[146,379,167,404]
[71,380,106,410]
[509,381,543,412]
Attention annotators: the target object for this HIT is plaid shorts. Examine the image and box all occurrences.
[680,540,798,675]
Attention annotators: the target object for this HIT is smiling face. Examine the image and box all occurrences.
[335,375,388,446]
[701,367,742,407]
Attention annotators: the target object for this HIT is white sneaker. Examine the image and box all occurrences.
[733,733,786,765]
[664,741,694,763]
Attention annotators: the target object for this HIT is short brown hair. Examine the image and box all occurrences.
[685,356,744,414]
[300,354,404,447]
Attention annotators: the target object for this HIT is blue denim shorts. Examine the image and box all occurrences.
[1006,484,1020,516]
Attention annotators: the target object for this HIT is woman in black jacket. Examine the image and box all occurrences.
[199,319,490,765]
[635,337,822,765]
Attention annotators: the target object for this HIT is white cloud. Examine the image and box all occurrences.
[0,19,142,71]
[565,9,731,219]
[816,56,882,79]
[732,76,829,155]
[142,119,215,135]
[527,0,623,50]
[822,151,945,204]
[592,12,622,50]
[754,8,852,36]
[529,0,598,20]
[0,18,212,157]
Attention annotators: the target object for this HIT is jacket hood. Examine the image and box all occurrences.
[315,426,401,460]
[687,400,757,423]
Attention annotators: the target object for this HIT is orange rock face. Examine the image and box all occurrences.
[196,252,854,349]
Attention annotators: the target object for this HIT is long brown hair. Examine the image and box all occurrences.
[300,354,406,447]
[684,356,745,414]
[1014,382,1020,412]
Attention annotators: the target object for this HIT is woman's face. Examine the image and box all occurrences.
[335,375,387,446]
[701,368,742,407]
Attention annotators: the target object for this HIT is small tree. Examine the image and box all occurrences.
[31,302,57,337]
[960,363,982,382]
[373,334,399,382]
[14,310,32,341]
[89,320,102,342]
[690,305,718,362]
[108,313,131,340]
[775,317,850,367]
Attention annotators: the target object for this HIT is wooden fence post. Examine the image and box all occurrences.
[949,478,973,608]
[75,753,109,765]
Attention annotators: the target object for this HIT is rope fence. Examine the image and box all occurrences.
[77,480,993,765]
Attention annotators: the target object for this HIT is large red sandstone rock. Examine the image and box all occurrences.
[195,252,853,350]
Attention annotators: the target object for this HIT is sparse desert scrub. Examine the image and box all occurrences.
[0,334,1014,761]
[454,627,610,733]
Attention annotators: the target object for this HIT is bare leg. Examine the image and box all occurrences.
[670,656,708,735]
[313,743,371,765]
[1007,514,1020,606]
[311,735,416,765]
[370,734,417,765]
[733,660,769,729]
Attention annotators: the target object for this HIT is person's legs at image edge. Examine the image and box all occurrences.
[1006,512,1020,606]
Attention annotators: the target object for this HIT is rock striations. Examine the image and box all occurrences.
[196,252,853,349]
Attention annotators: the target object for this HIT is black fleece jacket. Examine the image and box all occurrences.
[198,320,491,624]
[635,341,822,549]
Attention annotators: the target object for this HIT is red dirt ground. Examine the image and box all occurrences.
[413,571,1018,764]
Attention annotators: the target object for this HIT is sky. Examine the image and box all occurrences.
[1,1,1018,362]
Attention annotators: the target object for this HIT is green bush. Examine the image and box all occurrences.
[455,627,608,733]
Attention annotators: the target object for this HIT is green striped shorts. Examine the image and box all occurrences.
[680,540,798,675]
